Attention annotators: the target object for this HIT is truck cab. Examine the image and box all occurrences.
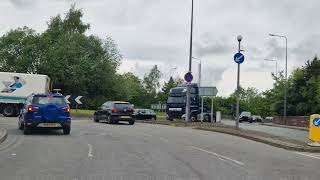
[166,83,200,120]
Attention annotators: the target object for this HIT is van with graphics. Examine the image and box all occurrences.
[0,72,52,117]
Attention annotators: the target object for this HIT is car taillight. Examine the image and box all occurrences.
[62,106,70,112]
[111,108,118,113]
[27,106,39,112]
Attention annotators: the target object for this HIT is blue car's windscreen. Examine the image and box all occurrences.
[32,96,67,106]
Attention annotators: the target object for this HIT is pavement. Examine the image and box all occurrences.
[221,119,310,143]
[1,117,320,180]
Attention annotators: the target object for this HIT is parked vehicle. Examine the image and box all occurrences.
[0,72,51,117]
[94,101,135,125]
[166,83,200,120]
[252,115,263,122]
[18,93,71,135]
[239,111,253,123]
[134,109,156,120]
[264,117,274,123]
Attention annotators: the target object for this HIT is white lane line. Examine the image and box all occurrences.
[188,146,245,167]
[88,144,93,158]
[294,152,320,160]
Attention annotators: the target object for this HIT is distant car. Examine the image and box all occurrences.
[134,109,156,120]
[264,117,274,123]
[239,111,252,123]
[93,101,135,125]
[252,115,263,122]
[18,93,71,135]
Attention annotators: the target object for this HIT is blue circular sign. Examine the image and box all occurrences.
[184,72,193,82]
[313,118,320,127]
[234,52,245,64]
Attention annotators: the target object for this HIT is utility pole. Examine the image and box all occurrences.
[235,35,243,129]
[185,0,194,123]
[269,34,288,125]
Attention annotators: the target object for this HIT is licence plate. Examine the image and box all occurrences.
[120,116,131,119]
[38,123,61,127]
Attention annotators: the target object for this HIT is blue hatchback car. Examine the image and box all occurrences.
[18,93,71,135]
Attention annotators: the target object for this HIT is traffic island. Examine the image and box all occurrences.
[0,128,8,144]
[137,120,320,152]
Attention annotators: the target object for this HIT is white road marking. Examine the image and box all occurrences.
[88,144,93,158]
[10,153,16,156]
[294,152,320,160]
[188,146,245,167]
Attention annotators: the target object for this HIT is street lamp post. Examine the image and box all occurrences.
[269,34,288,125]
[186,0,194,123]
[192,57,203,121]
[235,35,242,130]
[169,67,177,78]
[264,59,278,79]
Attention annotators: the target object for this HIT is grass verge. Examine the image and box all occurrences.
[70,109,95,118]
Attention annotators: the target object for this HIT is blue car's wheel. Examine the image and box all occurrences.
[23,123,31,135]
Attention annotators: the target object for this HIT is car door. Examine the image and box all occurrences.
[96,103,109,120]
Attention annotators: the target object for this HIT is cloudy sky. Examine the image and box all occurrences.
[1,0,320,96]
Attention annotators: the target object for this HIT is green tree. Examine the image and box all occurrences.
[143,65,162,105]
[0,6,122,109]
[157,77,184,103]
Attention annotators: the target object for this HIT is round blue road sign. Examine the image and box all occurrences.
[313,118,320,127]
[184,72,193,82]
[234,52,245,64]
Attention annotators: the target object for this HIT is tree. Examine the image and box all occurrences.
[157,76,184,103]
[142,65,162,105]
[0,6,122,109]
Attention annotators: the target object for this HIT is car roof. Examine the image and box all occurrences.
[111,101,130,104]
[32,93,64,97]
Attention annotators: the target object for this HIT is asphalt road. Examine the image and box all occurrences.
[0,117,320,180]
[221,119,309,143]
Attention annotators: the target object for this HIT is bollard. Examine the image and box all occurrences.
[308,114,320,147]
[215,111,221,123]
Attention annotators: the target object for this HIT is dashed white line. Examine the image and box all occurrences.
[88,144,93,158]
[294,152,320,160]
[188,146,245,167]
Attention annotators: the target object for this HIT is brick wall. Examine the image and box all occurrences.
[273,116,309,127]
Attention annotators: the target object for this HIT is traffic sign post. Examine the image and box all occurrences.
[234,52,244,64]
[184,72,193,83]
[308,114,320,147]
[235,35,244,130]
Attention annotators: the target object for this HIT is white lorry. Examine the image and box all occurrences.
[0,72,52,116]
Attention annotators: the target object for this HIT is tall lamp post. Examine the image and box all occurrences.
[186,0,194,123]
[192,57,203,121]
[169,67,177,78]
[269,33,287,125]
[235,35,243,129]
[264,59,278,79]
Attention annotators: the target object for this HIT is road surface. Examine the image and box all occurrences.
[0,117,319,180]
[221,119,309,143]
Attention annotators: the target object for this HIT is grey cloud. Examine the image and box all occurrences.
[10,0,33,8]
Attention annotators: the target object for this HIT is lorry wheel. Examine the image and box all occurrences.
[204,115,210,122]
[3,105,17,117]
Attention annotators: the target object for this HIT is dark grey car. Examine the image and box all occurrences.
[93,101,135,125]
